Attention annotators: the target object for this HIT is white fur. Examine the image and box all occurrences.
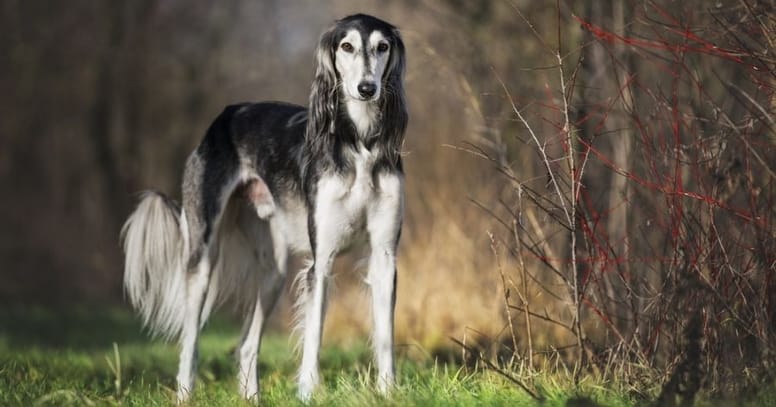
[346,99,379,137]
[272,198,311,255]
[121,192,188,340]
[175,189,290,403]
[122,178,290,402]
[337,30,390,137]
[365,171,403,392]
[176,252,211,401]
[297,143,403,400]
[236,206,288,399]
[336,30,391,102]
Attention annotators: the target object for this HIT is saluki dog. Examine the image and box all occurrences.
[121,14,407,402]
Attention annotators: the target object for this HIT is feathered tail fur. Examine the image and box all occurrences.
[121,191,189,341]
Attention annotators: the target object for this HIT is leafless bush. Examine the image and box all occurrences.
[463,0,776,399]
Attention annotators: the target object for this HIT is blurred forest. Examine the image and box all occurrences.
[2,0,776,398]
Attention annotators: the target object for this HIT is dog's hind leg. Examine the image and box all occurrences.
[296,255,328,401]
[236,208,287,400]
[176,246,213,403]
[175,146,238,402]
[176,201,219,402]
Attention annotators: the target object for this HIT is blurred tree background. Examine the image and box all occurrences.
[0,0,535,338]
[2,0,775,397]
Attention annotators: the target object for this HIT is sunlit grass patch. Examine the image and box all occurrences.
[0,308,773,406]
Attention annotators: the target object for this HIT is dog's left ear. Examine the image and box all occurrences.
[385,28,406,82]
[379,27,408,169]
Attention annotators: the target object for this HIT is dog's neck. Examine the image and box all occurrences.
[344,97,380,139]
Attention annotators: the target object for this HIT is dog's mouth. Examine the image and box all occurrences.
[350,93,380,103]
[344,87,380,103]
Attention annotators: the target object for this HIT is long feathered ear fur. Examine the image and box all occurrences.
[379,27,408,169]
[306,25,339,156]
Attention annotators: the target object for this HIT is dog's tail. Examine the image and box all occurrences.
[121,190,189,340]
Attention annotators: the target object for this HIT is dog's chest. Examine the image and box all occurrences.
[342,146,378,207]
[314,146,380,251]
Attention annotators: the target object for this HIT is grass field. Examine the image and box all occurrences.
[0,307,772,406]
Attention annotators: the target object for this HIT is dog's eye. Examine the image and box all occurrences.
[340,42,354,53]
[377,43,389,53]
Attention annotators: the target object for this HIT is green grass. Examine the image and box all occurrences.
[0,307,773,406]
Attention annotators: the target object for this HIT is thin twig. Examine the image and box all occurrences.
[450,338,544,401]
[489,232,519,362]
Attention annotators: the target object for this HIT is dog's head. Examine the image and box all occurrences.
[307,14,407,165]
[314,14,405,103]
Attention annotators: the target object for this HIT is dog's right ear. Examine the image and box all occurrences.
[314,26,337,81]
[307,24,339,142]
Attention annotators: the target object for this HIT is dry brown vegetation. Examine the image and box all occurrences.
[2,0,775,401]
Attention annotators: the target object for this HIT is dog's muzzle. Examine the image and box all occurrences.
[357,81,377,98]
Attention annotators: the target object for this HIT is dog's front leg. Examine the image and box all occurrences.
[367,246,397,393]
[297,182,342,401]
[366,172,404,394]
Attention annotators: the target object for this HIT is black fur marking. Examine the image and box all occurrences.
[197,105,243,244]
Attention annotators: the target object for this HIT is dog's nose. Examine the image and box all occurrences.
[357,81,377,98]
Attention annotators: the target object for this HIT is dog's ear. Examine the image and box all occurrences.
[314,26,337,83]
[307,24,339,142]
[379,27,408,169]
[385,28,406,83]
